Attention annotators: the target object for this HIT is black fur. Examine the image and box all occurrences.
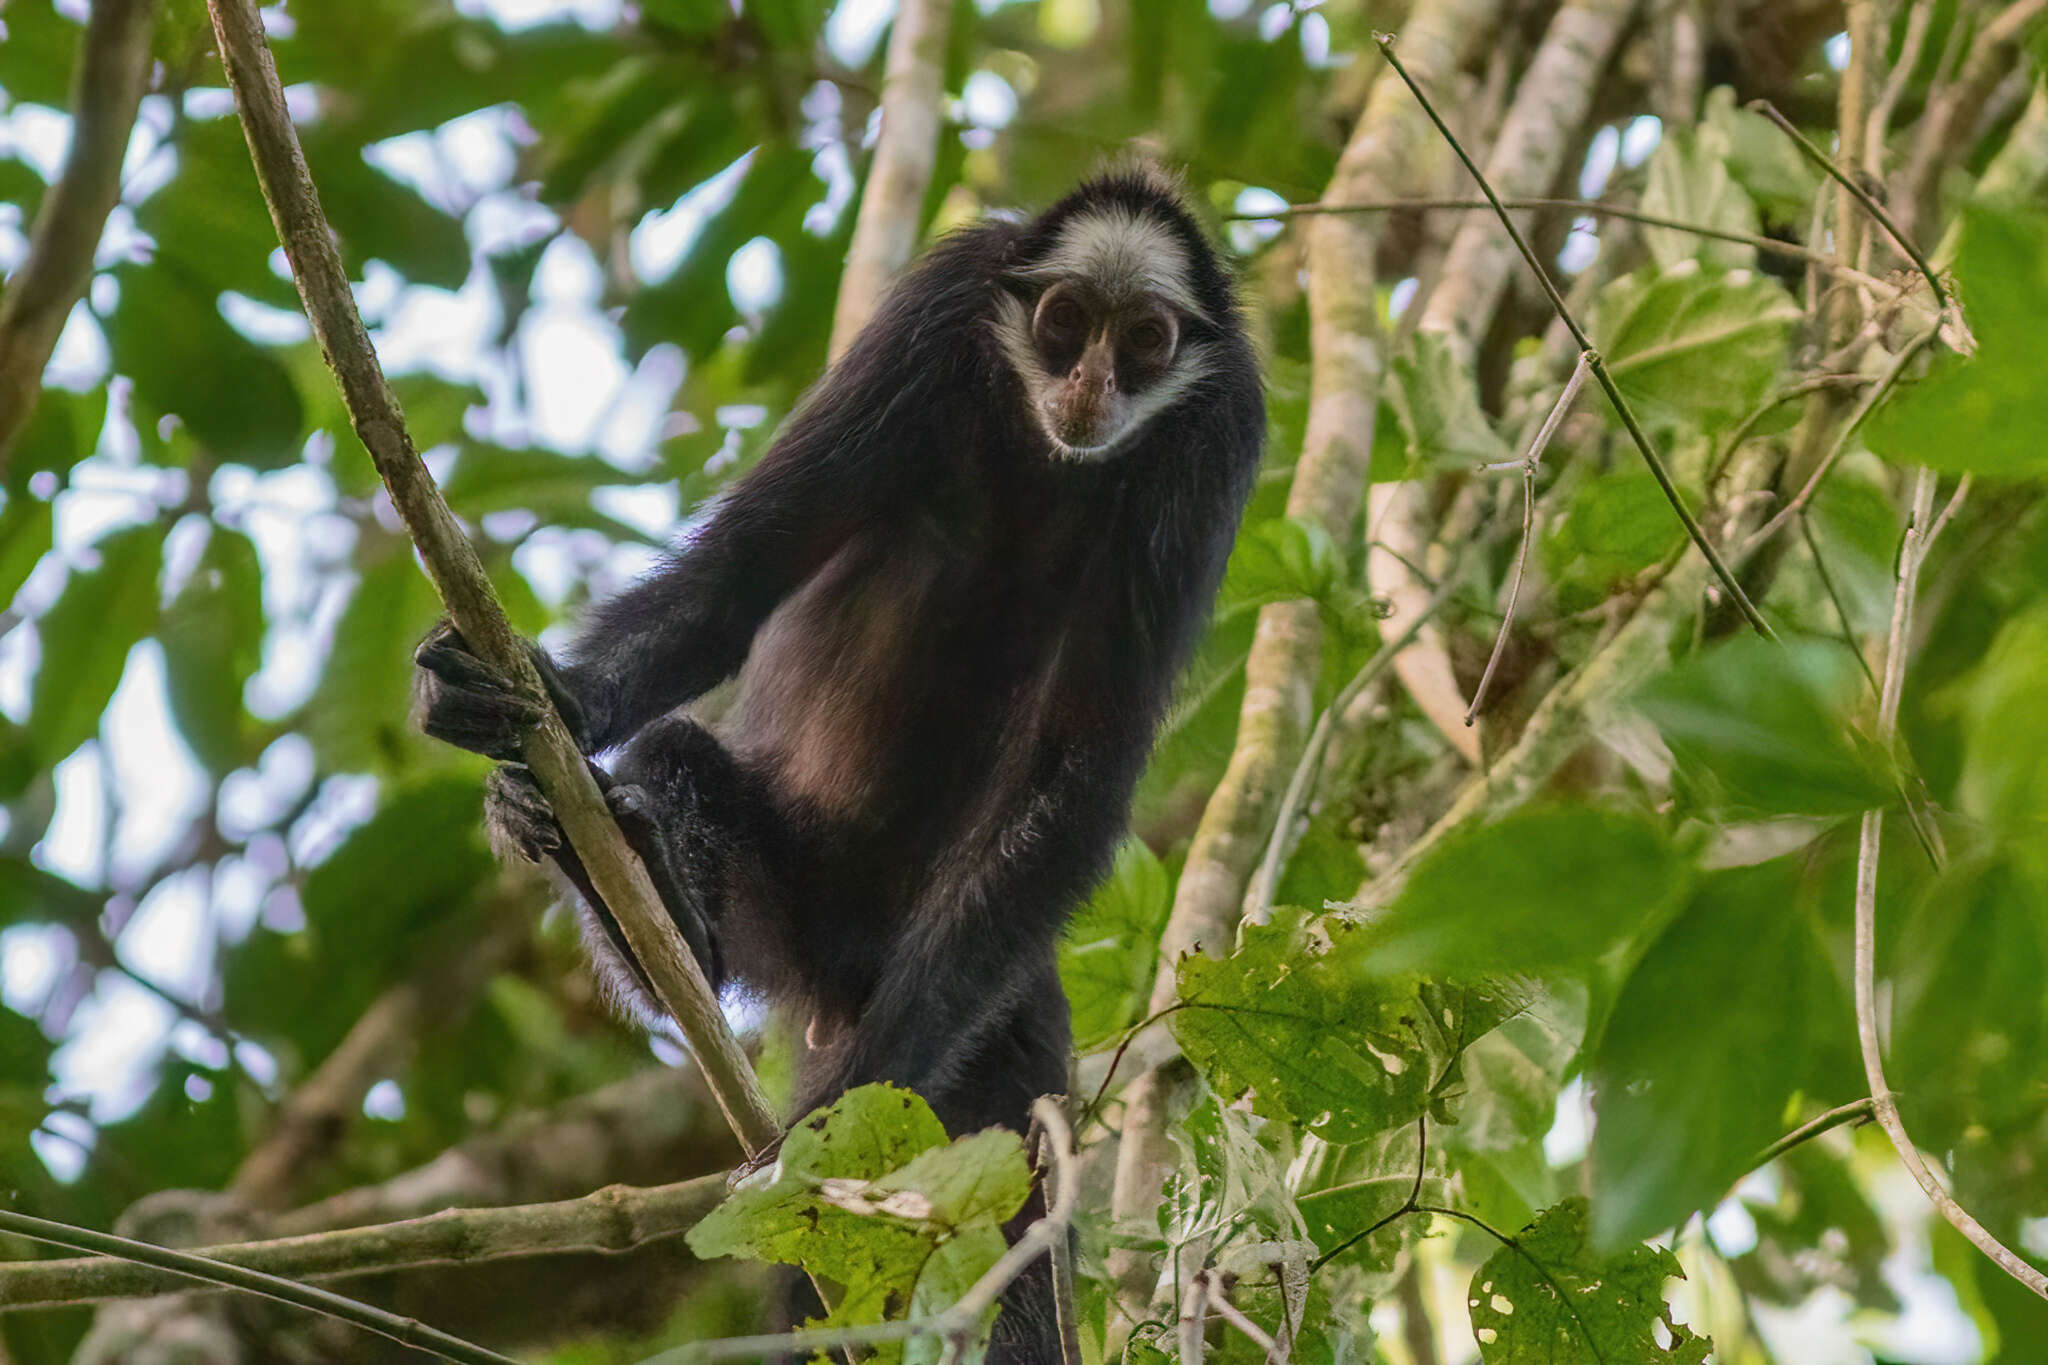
[414,170,1263,1360]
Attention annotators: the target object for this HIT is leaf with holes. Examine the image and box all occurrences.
[1060,838,1172,1050]
[1468,1197,1710,1363]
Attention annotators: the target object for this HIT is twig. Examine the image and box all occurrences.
[1075,1001,1189,1134]
[0,1210,514,1365]
[1866,0,1935,175]
[1232,196,1852,275]
[828,0,952,360]
[1748,1098,1876,1172]
[1377,33,1777,641]
[646,1098,1081,1362]
[0,1175,727,1309]
[1798,515,1880,694]
[1202,1272,1288,1364]
[1465,351,1591,726]
[1855,470,2046,1299]
[1740,328,1939,556]
[201,0,778,1155]
[0,0,160,466]
[1748,101,1950,318]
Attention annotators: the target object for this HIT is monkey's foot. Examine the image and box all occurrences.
[483,765,561,863]
[413,620,586,760]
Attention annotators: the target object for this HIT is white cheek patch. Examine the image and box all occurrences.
[1020,209,1207,320]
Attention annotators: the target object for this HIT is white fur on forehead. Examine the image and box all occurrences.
[1022,208,1206,318]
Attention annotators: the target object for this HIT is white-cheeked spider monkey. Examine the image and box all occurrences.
[414,168,1264,1359]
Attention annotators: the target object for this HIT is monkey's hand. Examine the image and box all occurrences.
[413,620,588,761]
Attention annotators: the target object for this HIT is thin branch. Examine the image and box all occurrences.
[644,1098,1080,1363]
[1855,471,2046,1299]
[1740,328,1939,556]
[1866,0,1935,175]
[1748,1098,1876,1172]
[1748,100,1950,318]
[1799,514,1880,694]
[1234,196,1850,275]
[0,1175,726,1309]
[827,0,952,359]
[1178,1264,1213,1365]
[200,0,778,1155]
[1465,350,1591,726]
[0,1210,515,1365]
[0,0,160,467]
[1202,1271,1288,1365]
[1075,1000,1190,1134]
[1377,33,1776,641]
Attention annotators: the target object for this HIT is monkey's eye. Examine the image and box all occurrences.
[1038,294,1088,340]
[1127,319,1171,356]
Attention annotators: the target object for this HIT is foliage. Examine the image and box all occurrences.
[3,0,2048,1361]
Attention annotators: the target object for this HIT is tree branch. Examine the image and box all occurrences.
[827,0,953,360]
[1102,0,1506,1332]
[0,1175,726,1311]
[1852,470,2047,1300]
[200,0,778,1155]
[0,0,159,468]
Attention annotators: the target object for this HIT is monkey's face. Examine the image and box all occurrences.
[1027,282,1181,453]
[996,205,1215,461]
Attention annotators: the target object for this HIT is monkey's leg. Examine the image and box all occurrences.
[482,762,722,1010]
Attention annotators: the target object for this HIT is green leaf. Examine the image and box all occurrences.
[1634,636,1894,817]
[105,264,305,468]
[1734,1142,1897,1312]
[1595,264,1800,430]
[133,117,302,310]
[1060,839,1172,1051]
[1588,859,1822,1249]
[1543,468,1686,605]
[1468,1198,1710,1363]
[224,777,492,1058]
[1217,515,1341,617]
[1639,125,1762,270]
[7,387,106,494]
[1349,807,1690,977]
[160,527,265,773]
[1940,606,2048,853]
[1171,911,1523,1144]
[1387,331,1514,473]
[440,444,664,541]
[1700,87,1819,221]
[1868,207,2048,477]
[1891,856,2048,1147]
[0,498,55,608]
[306,547,444,773]
[30,524,164,765]
[687,1085,1029,1360]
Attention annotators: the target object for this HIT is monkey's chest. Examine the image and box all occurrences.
[726,533,1088,826]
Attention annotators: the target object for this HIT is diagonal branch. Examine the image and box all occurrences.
[200,0,778,1155]
[0,0,159,467]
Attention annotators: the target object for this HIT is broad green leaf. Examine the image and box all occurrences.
[1172,912,1523,1144]
[1588,860,1820,1248]
[0,1,81,105]
[1868,208,2048,476]
[1543,468,1686,605]
[1387,332,1514,472]
[1891,857,2048,1148]
[1701,87,1820,220]
[688,1085,1029,1361]
[0,498,55,608]
[303,127,471,289]
[441,444,665,541]
[7,387,105,494]
[306,547,444,773]
[1469,1198,1710,1362]
[105,264,305,468]
[133,117,302,310]
[30,524,164,765]
[1347,807,1690,977]
[1060,838,1172,1051]
[223,777,492,1058]
[1595,264,1800,429]
[1439,983,1587,1154]
[1639,125,1762,269]
[1634,636,1894,817]
[1217,515,1341,617]
[1941,606,2048,855]
[160,527,265,773]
